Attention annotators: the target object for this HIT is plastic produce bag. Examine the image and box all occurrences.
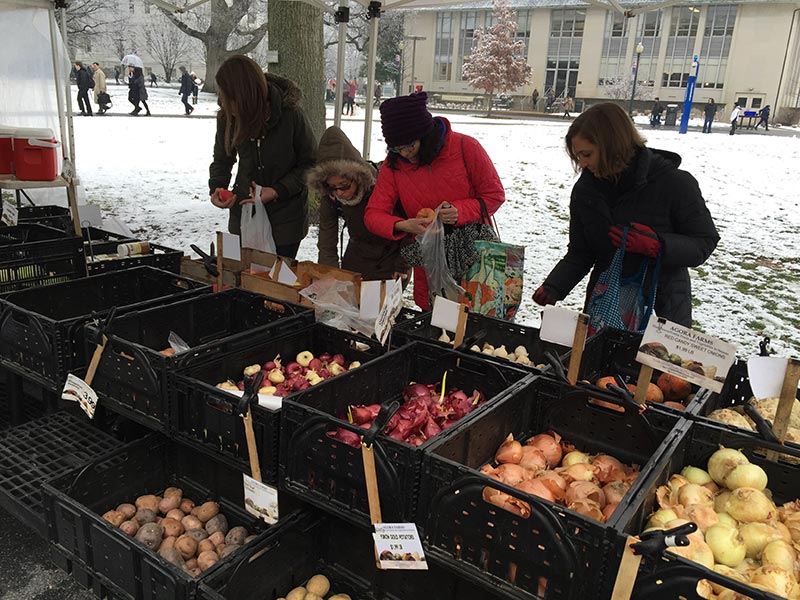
[299,278,375,337]
[418,215,464,304]
[168,331,190,353]
[240,187,276,254]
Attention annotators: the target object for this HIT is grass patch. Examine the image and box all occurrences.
[691,297,702,307]
[734,281,751,293]
[747,319,767,331]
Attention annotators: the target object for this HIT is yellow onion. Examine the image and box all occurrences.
[495,434,523,464]
[738,522,786,558]
[591,454,626,483]
[783,511,800,543]
[645,508,678,530]
[602,481,630,506]
[725,488,776,523]
[568,499,604,521]
[695,579,714,599]
[705,524,746,567]
[681,465,713,486]
[562,450,590,467]
[707,448,749,485]
[536,471,567,502]
[709,564,749,595]
[716,588,767,600]
[602,502,619,522]
[482,487,530,518]
[526,431,562,468]
[749,565,798,597]
[668,474,690,494]
[683,504,720,532]
[495,463,526,486]
[518,446,547,472]
[724,463,768,491]
[715,490,733,513]
[560,463,596,483]
[716,512,738,529]
[761,539,796,573]
[566,480,605,508]
[734,557,760,577]
[678,483,714,508]
[667,537,714,569]
[516,478,556,504]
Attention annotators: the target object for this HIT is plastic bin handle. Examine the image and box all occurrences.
[632,522,696,558]
[363,400,400,447]
[742,403,780,443]
[27,138,61,148]
[238,370,265,416]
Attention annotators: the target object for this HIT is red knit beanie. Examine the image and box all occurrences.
[379,92,434,147]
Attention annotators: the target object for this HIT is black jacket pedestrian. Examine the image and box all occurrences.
[758,106,770,120]
[75,67,94,91]
[542,148,719,327]
[209,72,316,247]
[703,102,717,118]
[128,68,148,104]
[179,71,194,96]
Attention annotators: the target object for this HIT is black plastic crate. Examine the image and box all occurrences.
[81,226,137,247]
[576,327,711,418]
[173,323,383,485]
[198,509,510,600]
[17,204,73,232]
[84,289,314,432]
[0,411,123,536]
[390,309,572,373]
[611,418,800,600]
[0,223,86,293]
[418,376,683,600]
[0,365,63,430]
[86,241,184,275]
[279,341,529,528]
[0,266,210,389]
[42,433,277,600]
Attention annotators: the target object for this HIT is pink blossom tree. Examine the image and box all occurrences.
[462,0,532,116]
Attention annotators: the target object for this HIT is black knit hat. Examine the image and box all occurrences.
[379,92,434,147]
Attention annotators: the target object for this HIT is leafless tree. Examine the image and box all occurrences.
[602,75,654,102]
[143,13,194,83]
[58,0,128,58]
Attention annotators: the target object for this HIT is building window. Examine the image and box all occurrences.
[515,9,532,55]
[751,97,762,109]
[669,5,700,37]
[599,11,630,85]
[662,6,699,87]
[434,12,455,81]
[700,5,736,89]
[546,9,584,97]
[458,11,483,81]
[634,10,662,85]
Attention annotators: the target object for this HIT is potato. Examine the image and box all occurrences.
[224,526,248,546]
[205,514,229,536]
[329,595,352,600]
[184,558,198,570]
[102,510,126,527]
[191,501,220,523]
[197,550,219,571]
[120,520,139,536]
[159,495,181,515]
[197,539,216,554]
[163,487,183,498]
[175,535,198,560]
[161,517,184,538]
[166,509,185,522]
[219,544,239,558]
[135,523,164,550]
[184,528,209,543]
[181,515,203,531]
[135,495,160,513]
[158,547,185,568]
[179,499,195,514]
[117,503,137,520]
[135,508,157,525]
[215,543,226,555]
[305,574,330,597]
[208,531,225,546]
[286,587,306,600]
[159,536,176,551]
[303,594,322,600]
[185,567,201,577]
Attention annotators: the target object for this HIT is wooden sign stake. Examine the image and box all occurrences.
[216,231,224,292]
[452,304,469,350]
[610,537,642,600]
[84,334,108,387]
[362,442,384,568]
[766,358,800,461]
[633,365,654,405]
[242,407,262,482]
[566,313,590,385]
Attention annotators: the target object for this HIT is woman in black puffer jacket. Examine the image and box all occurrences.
[533,102,719,327]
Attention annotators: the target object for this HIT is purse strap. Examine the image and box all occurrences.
[460,137,501,239]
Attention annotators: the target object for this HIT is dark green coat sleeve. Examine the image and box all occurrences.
[272,110,317,202]
[209,117,237,195]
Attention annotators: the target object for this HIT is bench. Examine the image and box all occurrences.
[431,93,484,106]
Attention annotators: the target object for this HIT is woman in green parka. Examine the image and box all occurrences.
[209,55,316,258]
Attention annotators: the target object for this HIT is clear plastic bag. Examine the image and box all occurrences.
[299,278,375,337]
[240,188,276,253]
[418,215,464,303]
[168,331,190,353]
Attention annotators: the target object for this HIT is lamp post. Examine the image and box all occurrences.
[404,35,426,94]
[629,41,644,117]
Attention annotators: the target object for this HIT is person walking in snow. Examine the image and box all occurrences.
[92,62,108,115]
[191,72,202,105]
[178,66,194,115]
[650,97,664,128]
[149,72,158,87]
[128,66,150,116]
[563,96,574,119]
[729,103,741,135]
[702,98,717,133]
[307,126,408,281]
[754,105,770,131]
[531,88,539,111]
[364,92,505,310]
[532,102,719,328]
[74,61,94,116]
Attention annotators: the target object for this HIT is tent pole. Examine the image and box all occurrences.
[362,1,381,159]
[58,4,81,235]
[334,2,349,128]
[48,9,68,167]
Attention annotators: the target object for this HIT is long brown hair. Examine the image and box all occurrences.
[565,102,646,180]
[215,55,271,155]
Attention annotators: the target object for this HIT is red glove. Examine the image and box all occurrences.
[533,285,558,306]
[609,223,661,258]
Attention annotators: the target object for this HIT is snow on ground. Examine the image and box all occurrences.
[67,84,800,356]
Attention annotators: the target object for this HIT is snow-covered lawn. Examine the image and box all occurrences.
[67,85,800,356]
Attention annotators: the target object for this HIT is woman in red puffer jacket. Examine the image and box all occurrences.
[364,92,505,309]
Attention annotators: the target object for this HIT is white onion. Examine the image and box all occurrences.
[677,483,714,508]
[723,463,768,491]
[562,451,591,467]
[716,512,738,529]
[760,539,796,573]
[681,465,713,486]
[709,565,749,595]
[748,565,798,597]
[645,508,678,530]
[725,487,776,523]
[714,490,732,514]
[738,522,785,558]
[705,524,746,567]
[707,448,749,485]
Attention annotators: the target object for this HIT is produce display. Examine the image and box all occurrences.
[460,340,536,367]
[642,447,800,599]
[479,431,641,522]
[328,382,485,447]
[595,371,694,410]
[215,351,360,397]
[278,574,351,600]
[102,488,254,577]
[708,398,800,443]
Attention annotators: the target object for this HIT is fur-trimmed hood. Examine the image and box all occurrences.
[306,126,376,206]
[264,72,304,110]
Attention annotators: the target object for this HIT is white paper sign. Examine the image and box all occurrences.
[249,262,270,274]
[221,232,241,261]
[243,474,279,524]
[372,523,428,570]
[224,388,282,411]
[431,296,462,333]
[748,356,794,400]
[636,316,737,393]
[269,260,298,285]
[1,200,18,226]
[540,306,580,347]
[374,278,403,346]
[360,280,384,322]
[61,373,98,419]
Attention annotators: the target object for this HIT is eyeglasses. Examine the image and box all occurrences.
[388,141,418,154]
[325,181,352,192]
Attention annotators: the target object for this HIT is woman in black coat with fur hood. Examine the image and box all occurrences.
[533,102,719,328]
[306,126,408,281]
